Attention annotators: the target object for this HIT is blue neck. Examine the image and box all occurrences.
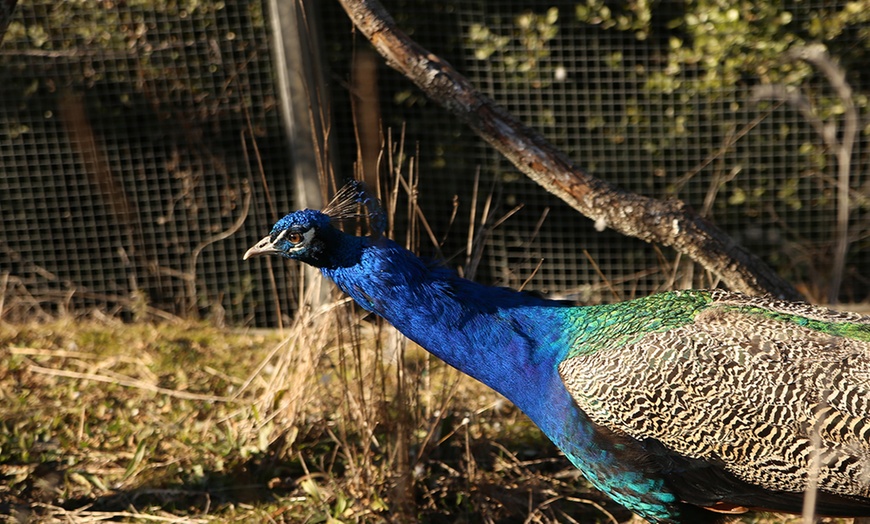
[320,236,576,433]
[319,235,684,521]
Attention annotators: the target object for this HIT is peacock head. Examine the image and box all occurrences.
[243,208,336,266]
[243,180,384,268]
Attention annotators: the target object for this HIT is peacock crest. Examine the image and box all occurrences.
[321,180,386,237]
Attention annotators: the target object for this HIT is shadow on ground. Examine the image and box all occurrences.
[2,432,632,523]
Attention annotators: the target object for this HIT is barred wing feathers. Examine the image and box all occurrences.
[559,290,870,509]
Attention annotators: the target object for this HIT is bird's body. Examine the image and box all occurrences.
[245,183,870,523]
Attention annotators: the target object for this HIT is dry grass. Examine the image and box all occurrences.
[1,311,859,524]
[0,308,621,524]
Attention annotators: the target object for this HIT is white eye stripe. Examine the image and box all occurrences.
[299,228,316,244]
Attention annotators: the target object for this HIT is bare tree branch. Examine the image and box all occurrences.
[336,0,802,300]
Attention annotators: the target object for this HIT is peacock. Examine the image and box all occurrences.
[244,181,870,523]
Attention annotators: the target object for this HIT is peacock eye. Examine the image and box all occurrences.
[288,232,304,244]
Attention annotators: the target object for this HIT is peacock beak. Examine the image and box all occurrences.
[243,235,283,260]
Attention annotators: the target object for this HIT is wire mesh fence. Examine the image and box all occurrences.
[1,0,868,326]
[0,0,299,325]
[320,0,870,304]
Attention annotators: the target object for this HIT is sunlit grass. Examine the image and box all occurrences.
[0,313,602,523]
[2,314,858,523]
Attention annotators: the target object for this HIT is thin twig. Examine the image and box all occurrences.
[26,363,229,402]
[185,180,253,314]
[519,258,545,292]
[583,250,621,301]
[672,103,782,196]
[802,408,824,523]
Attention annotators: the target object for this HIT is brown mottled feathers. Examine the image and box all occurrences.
[559,290,870,511]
